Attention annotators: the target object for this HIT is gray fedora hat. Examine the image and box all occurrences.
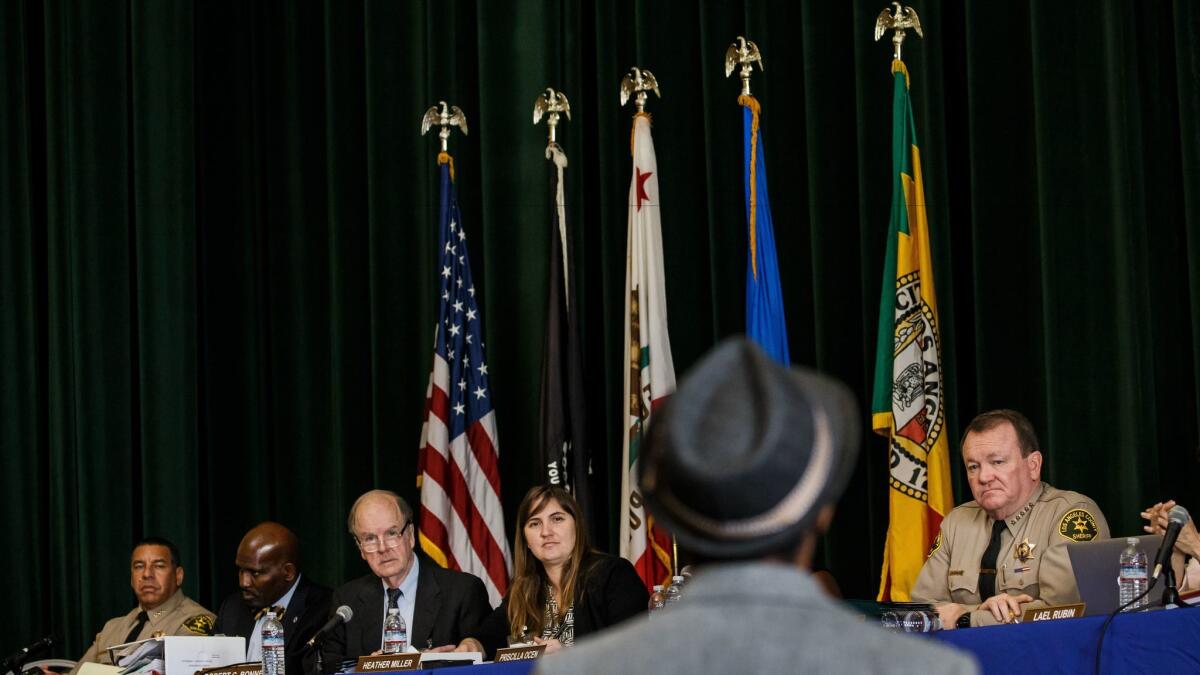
[639,337,861,559]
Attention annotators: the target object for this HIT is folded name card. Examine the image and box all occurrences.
[1021,603,1085,622]
[195,663,261,675]
[494,645,547,663]
[355,653,420,671]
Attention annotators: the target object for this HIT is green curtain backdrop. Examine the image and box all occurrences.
[3,0,1198,657]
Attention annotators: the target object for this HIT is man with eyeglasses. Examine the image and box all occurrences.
[321,490,491,671]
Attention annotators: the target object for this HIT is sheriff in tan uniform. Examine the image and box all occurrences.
[913,482,1109,626]
[73,538,214,673]
[912,409,1109,629]
[76,590,214,666]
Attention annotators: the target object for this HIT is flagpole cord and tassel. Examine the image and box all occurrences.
[725,37,764,279]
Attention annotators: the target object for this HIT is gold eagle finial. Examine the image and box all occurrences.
[420,101,469,153]
[874,2,923,61]
[724,36,763,97]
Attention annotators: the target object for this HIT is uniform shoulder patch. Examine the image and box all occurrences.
[1058,508,1099,542]
[927,532,943,558]
[183,614,214,635]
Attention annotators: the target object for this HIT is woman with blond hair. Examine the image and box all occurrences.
[457,485,647,656]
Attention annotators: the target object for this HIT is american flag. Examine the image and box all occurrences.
[418,155,512,607]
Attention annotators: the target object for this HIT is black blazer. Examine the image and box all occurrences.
[214,576,333,675]
[320,556,491,672]
[474,552,648,657]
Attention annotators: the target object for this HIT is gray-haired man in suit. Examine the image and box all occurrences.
[537,338,979,675]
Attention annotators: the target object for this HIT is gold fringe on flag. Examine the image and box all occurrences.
[630,112,653,156]
[438,151,456,181]
[892,59,910,88]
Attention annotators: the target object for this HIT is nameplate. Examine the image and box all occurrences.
[1022,603,1085,622]
[355,653,420,671]
[195,664,261,675]
[493,645,547,662]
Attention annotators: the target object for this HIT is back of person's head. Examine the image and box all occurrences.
[640,337,861,560]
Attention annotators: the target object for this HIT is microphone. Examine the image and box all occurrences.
[2,636,52,674]
[306,605,353,648]
[1151,505,1190,581]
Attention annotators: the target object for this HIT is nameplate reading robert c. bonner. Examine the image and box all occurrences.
[355,653,419,671]
[195,664,261,675]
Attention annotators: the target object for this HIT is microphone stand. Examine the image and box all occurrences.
[1161,566,1181,607]
[300,640,324,675]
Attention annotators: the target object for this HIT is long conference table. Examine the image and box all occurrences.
[359,605,1200,675]
[933,604,1200,674]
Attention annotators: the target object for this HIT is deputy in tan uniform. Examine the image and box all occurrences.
[912,409,1109,629]
[73,537,214,672]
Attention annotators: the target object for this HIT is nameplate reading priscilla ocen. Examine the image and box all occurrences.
[494,644,547,662]
[355,653,420,671]
[1022,603,1085,622]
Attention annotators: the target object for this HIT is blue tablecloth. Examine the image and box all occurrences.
[349,609,1200,675]
[932,606,1200,674]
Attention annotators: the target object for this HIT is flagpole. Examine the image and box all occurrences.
[534,87,573,308]
[618,65,678,590]
[534,86,594,526]
[416,99,513,607]
[871,4,945,603]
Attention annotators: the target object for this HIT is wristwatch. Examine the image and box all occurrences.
[956,612,971,629]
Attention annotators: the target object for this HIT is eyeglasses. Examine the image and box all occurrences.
[354,521,411,553]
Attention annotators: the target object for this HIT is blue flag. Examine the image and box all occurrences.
[740,95,790,364]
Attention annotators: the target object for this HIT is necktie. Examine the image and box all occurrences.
[978,519,1006,599]
[254,605,286,621]
[387,587,401,609]
[124,611,150,644]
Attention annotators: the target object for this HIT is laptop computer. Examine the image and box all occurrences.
[1066,534,1162,616]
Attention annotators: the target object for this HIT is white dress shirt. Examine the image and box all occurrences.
[246,575,302,661]
[379,556,419,651]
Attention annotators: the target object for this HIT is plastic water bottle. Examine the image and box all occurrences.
[664,576,685,605]
[261,611,286,675]
[881,610,942,632]
[648,585,666,616]
[383,608,408,653]
[1118,537,1149,611]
